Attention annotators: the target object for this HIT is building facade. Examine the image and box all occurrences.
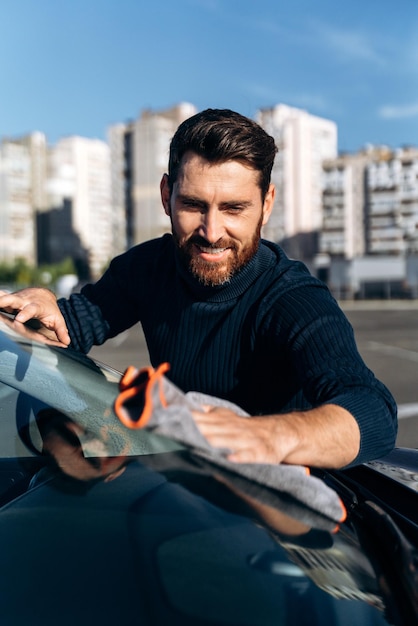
[366,147,418,256]
[320,147,418,298]
[46,136,113,278]
[3,103,417,299]
[257,104,337,259]
[109,103,197,248]
[320,151,371,261]
[0,132,47,265]
[107,123,130,253]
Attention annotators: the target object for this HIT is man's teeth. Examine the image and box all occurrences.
[199,247,226,254]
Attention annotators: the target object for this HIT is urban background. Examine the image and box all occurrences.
[1,100,418,299]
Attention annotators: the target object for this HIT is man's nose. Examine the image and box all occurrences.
[198,209,224,243]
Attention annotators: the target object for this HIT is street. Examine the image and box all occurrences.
[90,301,418,450]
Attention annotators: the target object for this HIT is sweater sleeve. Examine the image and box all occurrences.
[266,283,398,466]
[57,293,110,353]
[56,239,166,352]
[58,246,150,353]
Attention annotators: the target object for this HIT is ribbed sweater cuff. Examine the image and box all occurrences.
[58,295,110,353]
[325,389,398,467]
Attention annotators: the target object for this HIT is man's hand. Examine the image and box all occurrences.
[0,288,71,346]
[192,406,297,464]
[191,403,360,469]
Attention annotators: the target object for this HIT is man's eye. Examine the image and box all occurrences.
[224,206,243,213]
[182,201,203,211]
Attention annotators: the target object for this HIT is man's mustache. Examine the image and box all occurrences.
[186,235,234,249]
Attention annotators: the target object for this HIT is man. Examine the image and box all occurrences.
[0,109,397,469]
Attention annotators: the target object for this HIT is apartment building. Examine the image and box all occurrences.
[109,103,197,247]
[320,146,418,261]
[257,104,337,259]
[36,198,90,279]
[320,147,418,298]
[367,147,418,255]
[0,132,47,264]
[46,136,113,278]
[107,123,129,252]
[320,152,371,260]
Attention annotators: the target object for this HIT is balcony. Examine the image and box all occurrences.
[369,239,405,253]
[323,217,345,229]
[369,227,402,240]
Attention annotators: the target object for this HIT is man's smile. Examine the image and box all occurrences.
[193,242,230,261]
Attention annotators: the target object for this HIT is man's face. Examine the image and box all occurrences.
[161,152,274,286]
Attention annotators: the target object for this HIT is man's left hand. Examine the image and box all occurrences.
[191,402,360,468]
[191,406,296,464]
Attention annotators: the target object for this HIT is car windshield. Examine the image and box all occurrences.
[0,312,182,462]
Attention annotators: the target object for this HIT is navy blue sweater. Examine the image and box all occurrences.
[58,235,397,465]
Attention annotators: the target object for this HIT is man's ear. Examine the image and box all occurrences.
[160,174,171,216]
[262,184,275,226]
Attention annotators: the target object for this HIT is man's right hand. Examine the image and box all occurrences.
[0,287,71,346]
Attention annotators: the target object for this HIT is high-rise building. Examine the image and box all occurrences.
[46,136,113,278]
[0,132,47,264]
[318,146,418,298]
[320,152,370,260]
[36,198,90,279]
[257,104,337,260]
[107,123,129,253]
[132,102,197,244]
[366,147,418,255]
[320,146,418,261]
[109,103,197,247]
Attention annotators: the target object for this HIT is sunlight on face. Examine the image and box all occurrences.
[162,152,274,286]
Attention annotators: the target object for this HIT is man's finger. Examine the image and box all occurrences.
[0,293,18,313]
[54,322,71,346]
[14,306,38,324]
[14,307,71,346]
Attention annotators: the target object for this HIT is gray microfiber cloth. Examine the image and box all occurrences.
[114,364,347,525]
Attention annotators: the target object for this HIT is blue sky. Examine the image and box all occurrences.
[1,0,417,153]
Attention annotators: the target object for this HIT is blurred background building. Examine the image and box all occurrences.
[367,146,418,256]
[257,104,337,262]
[0,132,47,266]
[1,102,418,296]
[45,136,113,278]
[108,102,197,249]
[319,146,418,297]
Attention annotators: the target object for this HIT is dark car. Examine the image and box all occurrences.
[0,312,417,626]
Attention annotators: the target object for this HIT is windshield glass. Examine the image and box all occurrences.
[0,313,182,462]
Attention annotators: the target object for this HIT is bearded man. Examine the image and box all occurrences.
[0,109,397,468]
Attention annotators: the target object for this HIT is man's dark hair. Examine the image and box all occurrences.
[168,109,278,199]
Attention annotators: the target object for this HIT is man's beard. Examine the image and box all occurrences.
[172,217,263,287]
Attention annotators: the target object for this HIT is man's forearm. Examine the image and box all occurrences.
[271,404,361,469]
[192,403,361,469]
